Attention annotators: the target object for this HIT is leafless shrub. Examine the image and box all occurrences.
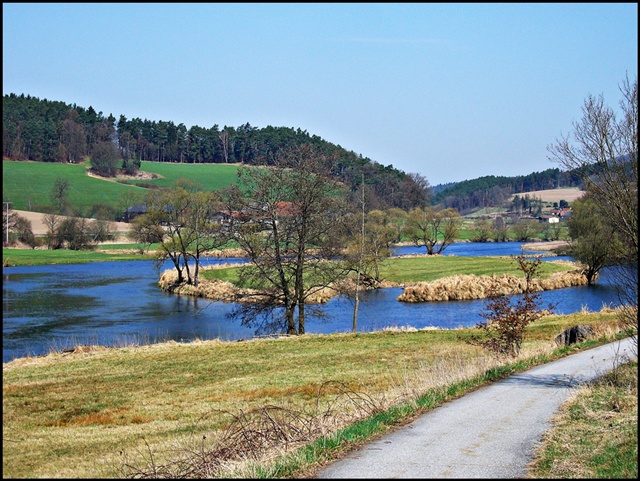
[466,255,556,357]
[119,381,384,478]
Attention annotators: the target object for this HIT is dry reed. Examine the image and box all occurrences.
[397,270,588,303]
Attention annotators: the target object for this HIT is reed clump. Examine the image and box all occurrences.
[158,268,341,304]
[397,270,588,303]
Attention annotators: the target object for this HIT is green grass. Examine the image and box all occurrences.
[2,247,154,266]
[1,312,626,478]
[131,161,241,190]
[201,255,574,286]
[528,360,637,479]
[2,160,144,213]
[2,160,243,214]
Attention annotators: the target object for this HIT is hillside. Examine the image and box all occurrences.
[2,93,428,211]
[1,159,243,216]
[433,169,583,213]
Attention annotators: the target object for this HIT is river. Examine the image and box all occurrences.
[2,242,623,363]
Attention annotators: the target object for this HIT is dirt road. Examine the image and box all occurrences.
[14,210,132,236]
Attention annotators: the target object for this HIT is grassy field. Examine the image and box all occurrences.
[3,242,634,478]
[2,160,243,214]
[2,247,155,266]
[2,310,630,479]
[201,254,574,287]
[2,160,143,213]
[126,161,241,190]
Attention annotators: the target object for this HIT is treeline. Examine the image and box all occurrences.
[2,93,427,210]
[433,170,583,213]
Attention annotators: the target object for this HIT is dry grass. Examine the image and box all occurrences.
[397,269,588,302]
[510,188,586,203]
[158,265,348,305]
[527,359,638,478]
[2,309,625,478]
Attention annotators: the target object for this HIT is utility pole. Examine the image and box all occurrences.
[4,202,12,245]
[352,175,365,332]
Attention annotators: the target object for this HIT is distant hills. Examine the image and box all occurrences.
[3,92,583,214]
[432,170,583,214]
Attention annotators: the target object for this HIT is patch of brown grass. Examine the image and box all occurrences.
[45,407,154,427]
[397,271,588,302]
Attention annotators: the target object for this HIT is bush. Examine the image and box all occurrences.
[466,255,555,357]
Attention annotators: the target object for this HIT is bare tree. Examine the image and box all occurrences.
[219,129,229,163]
[50,178,71,215]
[467,255,554,358]
[3,204,19,246]
[2,206,36,247]
[43,213,63,249]
[548,73,637,348]
[222,144,349,335]
[385,207,408,244]
[492,216,509,242]
[511,219,541,242]
[403,206,460,255]
[60,113,87,163]
[341,207,396,332]
[470,218,493,243]
[139,186,228,286]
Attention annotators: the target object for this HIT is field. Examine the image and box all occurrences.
[510,187,585,203]
[1,310,627,478]
[2,160,141,213]
[129,161,241,189]
[2,160,243,214]
[13,209,132,236]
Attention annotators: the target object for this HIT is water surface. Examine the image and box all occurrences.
[2,242,621,362]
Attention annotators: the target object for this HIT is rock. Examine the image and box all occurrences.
[554,324,595,346]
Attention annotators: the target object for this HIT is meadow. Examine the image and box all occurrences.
[2,160,242,214]
[2,309,631,479]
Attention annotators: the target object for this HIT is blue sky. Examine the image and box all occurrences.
[3,3,637,186]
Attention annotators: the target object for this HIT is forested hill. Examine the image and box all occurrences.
[432,169,583,213]
[2,93,427,210]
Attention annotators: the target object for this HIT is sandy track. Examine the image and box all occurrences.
[13,210,132,236]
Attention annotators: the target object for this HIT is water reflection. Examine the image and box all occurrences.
[2,243,622,362]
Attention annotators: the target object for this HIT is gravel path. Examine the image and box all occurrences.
[315,338,636,479]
